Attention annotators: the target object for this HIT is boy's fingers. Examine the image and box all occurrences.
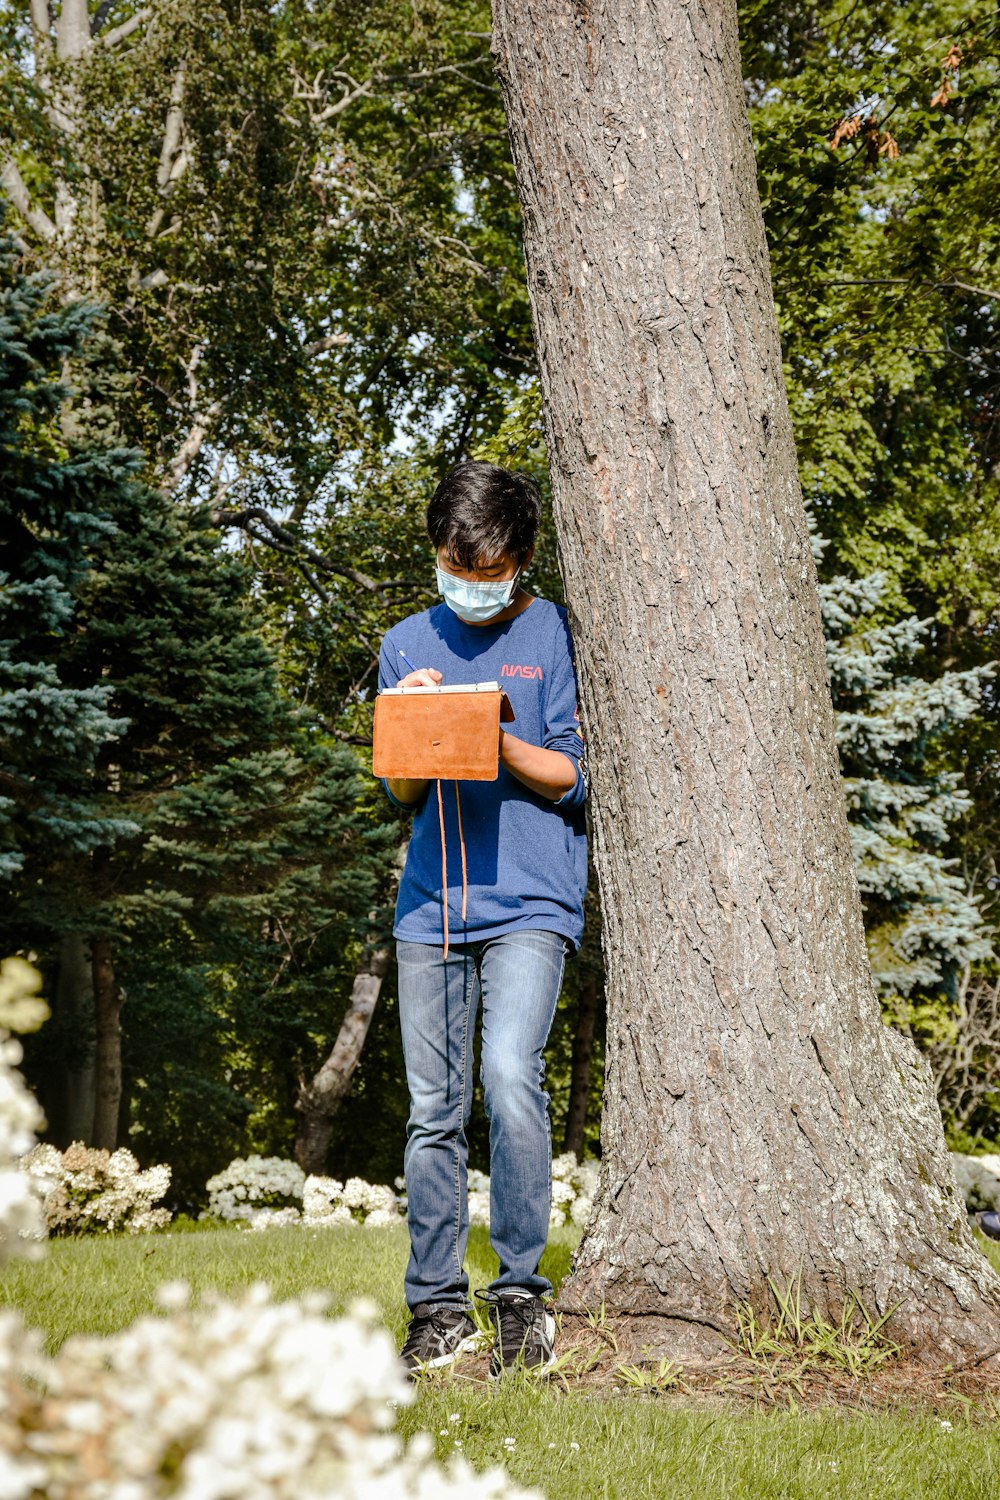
[400,669,442,687]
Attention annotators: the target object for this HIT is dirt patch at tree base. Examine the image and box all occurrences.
[418,1316,1000,1416]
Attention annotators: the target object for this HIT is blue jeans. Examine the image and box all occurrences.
[396,929,569,1310]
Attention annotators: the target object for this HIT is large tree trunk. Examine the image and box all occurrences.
[294,948,391,1173]
[491,0,1000,1362]
[54,934,96,1146]
[91,931,124,1151]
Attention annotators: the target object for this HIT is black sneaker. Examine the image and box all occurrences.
[400,1303,479,1376]
[477,1288,556,1378]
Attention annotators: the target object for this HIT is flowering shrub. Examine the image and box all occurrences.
[21,1142,172,1235]
[0,958,49,1261]
[303,1174,402,1228]
[468,1167,492,1228]
[454,1154,599,1232]
[550,1153,601,1228]
[950,1152,1000,1212]
[0,1288,542,1500]
[0,973,539,1500]
[206,1156,405,1228]
[206,1154,306,1222]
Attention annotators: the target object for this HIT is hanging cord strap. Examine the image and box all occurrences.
[454,782,468,922]
[436,780,469,962]
[436,779,449,959]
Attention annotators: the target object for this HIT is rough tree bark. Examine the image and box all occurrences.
[491,0,1000,1361]
[293,947,391,1173]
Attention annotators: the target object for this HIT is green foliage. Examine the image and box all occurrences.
[744,1,1000,620]
[0,228,135,883]
[820,543,995,1019]
[4,0,999,1178]
[726,1274,902,1388]
[0,229,397,1186]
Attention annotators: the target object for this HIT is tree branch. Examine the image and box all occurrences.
[823,278,1000,303]
[101,7,152,48]
[29,0,51,50]
[212,505,419,599]
[0,156,57,240]
[302,331,352,357]
[90,0,116,35]
[168,407,220,488]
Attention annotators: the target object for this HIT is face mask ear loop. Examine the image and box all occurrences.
[436,779,449,960]
[454,783,468,923]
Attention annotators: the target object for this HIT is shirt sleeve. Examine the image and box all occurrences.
[376,632,427,812]
[543,611,587,810]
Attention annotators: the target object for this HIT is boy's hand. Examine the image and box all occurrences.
[399,668,442,688]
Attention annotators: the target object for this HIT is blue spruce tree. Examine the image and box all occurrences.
[0,229,135,884]
[1,225,395,1161]
[819,535,995,1041]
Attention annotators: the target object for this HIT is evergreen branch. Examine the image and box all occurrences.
[0,157,56,240]
[101,7,152,48]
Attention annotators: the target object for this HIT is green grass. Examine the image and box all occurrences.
[5,1223,1000,1499]
[399,1387,1000,1499]
[0,1222,577,1353]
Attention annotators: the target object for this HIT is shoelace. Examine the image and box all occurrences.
[475,1291,540,1355]
[402,1307,463,1359]
[435,779,468,959]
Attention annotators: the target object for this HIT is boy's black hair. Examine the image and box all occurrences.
[427,461,541,568]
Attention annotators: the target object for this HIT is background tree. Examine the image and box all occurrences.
[0,239,396,1158]
[491,0,1000,1362]
[0,227,133,888]
[820,549,994,1022]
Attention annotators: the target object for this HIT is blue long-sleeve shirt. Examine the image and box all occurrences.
[377,597,588,951]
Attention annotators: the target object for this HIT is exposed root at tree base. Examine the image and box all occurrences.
[415,1316,1000,1415]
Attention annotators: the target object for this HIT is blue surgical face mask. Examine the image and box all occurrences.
[435,565,520,623]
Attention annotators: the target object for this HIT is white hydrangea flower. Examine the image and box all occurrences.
[303,1175,345,1216]
[576,1160,600,1197]
[363,1208,403,1229]
[0,971,51,1260]
[950,1152,1000,1212]
[250,1207,303,1230]
[467,1190,491,1228]
[206,1156,306,1221]
[550,1152,577,1181]
[0,1291,541,1498]
[21,1140,173,1237]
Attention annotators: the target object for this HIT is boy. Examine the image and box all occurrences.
[377,460,588,1377]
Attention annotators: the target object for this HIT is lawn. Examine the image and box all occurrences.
[5,1222,1000,1499]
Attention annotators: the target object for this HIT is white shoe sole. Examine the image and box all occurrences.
[408,1331,481,1373]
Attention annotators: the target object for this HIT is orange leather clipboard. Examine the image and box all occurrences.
[373,682,515,782]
